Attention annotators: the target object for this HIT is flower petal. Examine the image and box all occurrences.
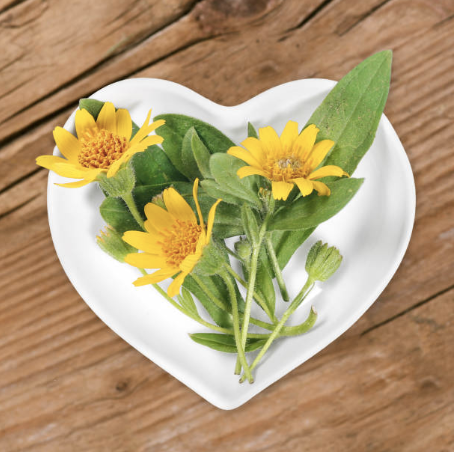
[193,178,204,228]
[52,163,90,179]
[312,181,331,196]
[206,199,222,243]
[167,272,187,297]
[293,124,319,159]
[180,252,201,274]
[124,252,168,269]
[36,155,71,170]
[292,177,314,196]
[241,137,266,164]
[237,165,267,179]
[280,120,299,153]
[122,230,162,254]
[308,139,335,170]
[132,268,178,286]
[116,109,132,141]
[53,127,81,162]
[75,108,97,139]
[55,179,91,188]
[259,126,282,155]
[271,181,294,200]
[308,165,348,180]
[144,202,174,231]
[130,113,165,145]
[96,102,116,133]
[163,187,196,223]
[228,146,262,168]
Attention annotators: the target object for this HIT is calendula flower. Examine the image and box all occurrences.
[123,180,221,297]
[228,122,348,201]
[36,102,165,188]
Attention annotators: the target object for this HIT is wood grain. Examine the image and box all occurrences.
[0,0,453,450]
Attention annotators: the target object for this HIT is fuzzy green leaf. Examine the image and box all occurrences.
[181,127,203,180]
[191,129,212,178]
[210,153,261,209]
[308,50,392,176]
[183,275,232,328]
[99,197,141,234]
[79,98,104,120]
[155,114,235,176]
[247,122,258,138]
[190,333,267,353]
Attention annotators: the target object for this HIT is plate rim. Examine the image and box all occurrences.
[47,77,416,410]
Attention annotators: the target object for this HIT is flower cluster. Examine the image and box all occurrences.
[37,51,391,384]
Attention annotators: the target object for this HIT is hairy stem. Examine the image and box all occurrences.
[122,192,145,230]
[265,233,289,302]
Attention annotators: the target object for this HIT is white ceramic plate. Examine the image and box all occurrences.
[47,78,415,410]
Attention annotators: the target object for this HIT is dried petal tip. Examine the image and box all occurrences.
[97,227,136,262]
[305,241,343,282]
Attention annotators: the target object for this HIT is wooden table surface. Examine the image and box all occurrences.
[1,0,453,450]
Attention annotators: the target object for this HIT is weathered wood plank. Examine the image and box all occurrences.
[0,274,450,451]
[0,0,453,449]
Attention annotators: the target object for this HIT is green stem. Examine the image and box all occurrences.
[219,241,243,261]
[139,269,312,339]
[265,233,289,302]
[220,270,253,383]
[122,192,145,230]
[223,264,277,323]
[239,277,316,383]
[235,215,269,375]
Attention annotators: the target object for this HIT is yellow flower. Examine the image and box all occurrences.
[228,121,348,201]
[36,102,165,188]
[123,180,221,297]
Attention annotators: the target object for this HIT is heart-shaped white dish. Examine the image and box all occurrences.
[47,78,415,410]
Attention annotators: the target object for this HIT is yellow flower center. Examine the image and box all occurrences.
[160,220,203,267]
[265,154,309,181]
[78,128,128,169]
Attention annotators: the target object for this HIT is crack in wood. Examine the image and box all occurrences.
[0,0,205,134]
[0,0,28,17]
[338,0,393,36]
[0,166,42,197]
[285,0,335,33]
[361,284,454,336]
[0,192,39,221]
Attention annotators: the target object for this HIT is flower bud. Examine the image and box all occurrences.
[305,241,342,282]
[234,239,252,263]
[97,226,136,262]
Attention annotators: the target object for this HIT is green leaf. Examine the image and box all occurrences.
[181,127,203,180]
[155,114,235,176]
[190,333,267,353]
[269,178,364,231]
[177,288,199,317]
[271,228,315,270]
[210,153,261,209]
[201,179,246,206]
[79,98,104,119]
[191,129,212,178]
[99,197,141,234]
[131,145,186,187]
[256,247,276,314]
[241,204,260,245]
[130,146,188,212]
[308,50,392,176]
[247,122,258,138]
[183,275,232,328]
